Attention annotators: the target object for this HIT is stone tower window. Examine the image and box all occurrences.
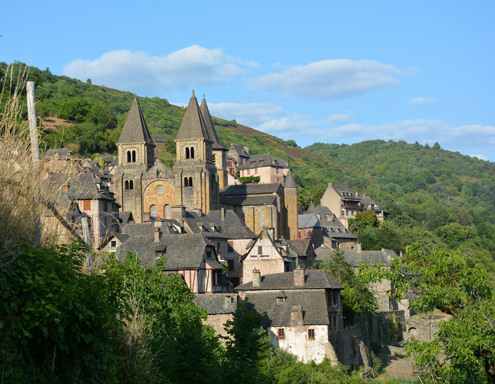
[259,214,264,228]
[150,205,157,219]
[185,147,190,159]
[126,150,137,163]
[164,204,171,219]
[125,180,134,190]
[190,147,195,159]
[184,177,193,187]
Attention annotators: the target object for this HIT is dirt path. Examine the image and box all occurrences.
[381,345,416,381]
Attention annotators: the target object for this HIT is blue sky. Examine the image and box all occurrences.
[3,1,494,160]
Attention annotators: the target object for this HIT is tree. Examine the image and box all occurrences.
[390,244,495,383]
[318,250,377,321]
[349,210,379,234]
[223,299,267,383]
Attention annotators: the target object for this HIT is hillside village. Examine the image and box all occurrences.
[37,90,424,369]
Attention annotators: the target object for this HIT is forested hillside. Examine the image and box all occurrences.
[2,62,494,279]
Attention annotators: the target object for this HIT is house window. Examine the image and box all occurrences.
[277,296,286,303]
[110,240,117,247]
[258,246,262,255]
[277,328,285,339]
[308,329,315,340]
[298,230,302,239]
[83,200,91,211]
[259,214,264,228]
[150,205,157,218]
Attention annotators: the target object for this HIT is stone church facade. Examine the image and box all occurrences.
[113,92,224,223]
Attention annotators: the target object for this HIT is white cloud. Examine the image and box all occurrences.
[328,113,351,124]
[258,115,316,138]
[208,102,285,127]
[408,97,436,105]
[248,59,400,99]
[63,45,257,95]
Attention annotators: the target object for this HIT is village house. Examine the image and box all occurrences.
[320,183,386,229]
[236,268,343,364]
[241,228,316,284]
[239,153,289,185]
[114,222,228,294]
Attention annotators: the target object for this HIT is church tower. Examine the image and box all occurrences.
[113,97,156,223]
[200,95,228,189]
[173,91,219,213]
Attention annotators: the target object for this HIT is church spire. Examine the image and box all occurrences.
[176,91,211,141]
[118,97,153,144]
[200,95,225,150]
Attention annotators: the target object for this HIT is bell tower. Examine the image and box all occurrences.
[113,97,155,223]
[173,91,219,213]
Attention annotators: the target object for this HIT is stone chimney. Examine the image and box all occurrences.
[252,268,261,288]
[154,222,161,243]
[290,305,303,326]
[293,268,305,287]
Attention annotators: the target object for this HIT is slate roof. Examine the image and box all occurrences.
[284,170,297,188]
[43,147,73,159]
[236,269,343,291]
[176,91,211,141]
[200,96,226,150]
[240,154,288,170]
[314,245,395,267]
[229,143,249,158]
[220,195,278,207]
[298,213,322,229]
[221,183,282,196]
[203,209,256,238]
[288,239,315,258]
[118,98,154,144]
[67,171,114,201]
[242,289,330,327]
[194,293,238,315]
[116,233,224,270]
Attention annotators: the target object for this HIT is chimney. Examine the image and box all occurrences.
[171,205,185,220]
[221,207,225,221]
[290,305,303,326]
[293,268,305,287]
[252,268,261,288]
[154,224,161,243]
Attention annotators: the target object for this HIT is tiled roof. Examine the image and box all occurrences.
[176,91,211,141]
[314,246,395,267]
[200,96,226,150]
[194,293,238,315]
[298,213,321,229]
[242,290,330,327]
[117,98,153,144]
[240,154,288,170]
[237,269,343,291]
[221,183,282,196]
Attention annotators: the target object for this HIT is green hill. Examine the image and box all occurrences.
[2,62,494,280]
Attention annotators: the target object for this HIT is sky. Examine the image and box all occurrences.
[3,1,494,161]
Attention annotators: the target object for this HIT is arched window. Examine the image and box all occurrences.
[259,214,264,228]
[190,147,195,159]
[185,147,190,159]
[131,150,136,162]
[184,177,189,187]
[126,151,131,162]
[188,177,193,187]
[150,205,157,218]
[125,180,129,190]
[129,180,134,189]
[164,204,171,219]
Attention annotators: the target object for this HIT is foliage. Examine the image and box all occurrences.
[0,242,125,383]
[223,299,267,383]
[318,250,377,321]
[238,175,261,184]
[349,211,379,234]
[389,245,495,383]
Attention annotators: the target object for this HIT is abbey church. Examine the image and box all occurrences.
[112,91,298,239]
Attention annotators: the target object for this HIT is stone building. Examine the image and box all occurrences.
[239,153,289,185]
[236,269,343,364]
[113,92,223,223]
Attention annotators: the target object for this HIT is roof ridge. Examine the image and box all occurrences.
[117,97,154,144]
